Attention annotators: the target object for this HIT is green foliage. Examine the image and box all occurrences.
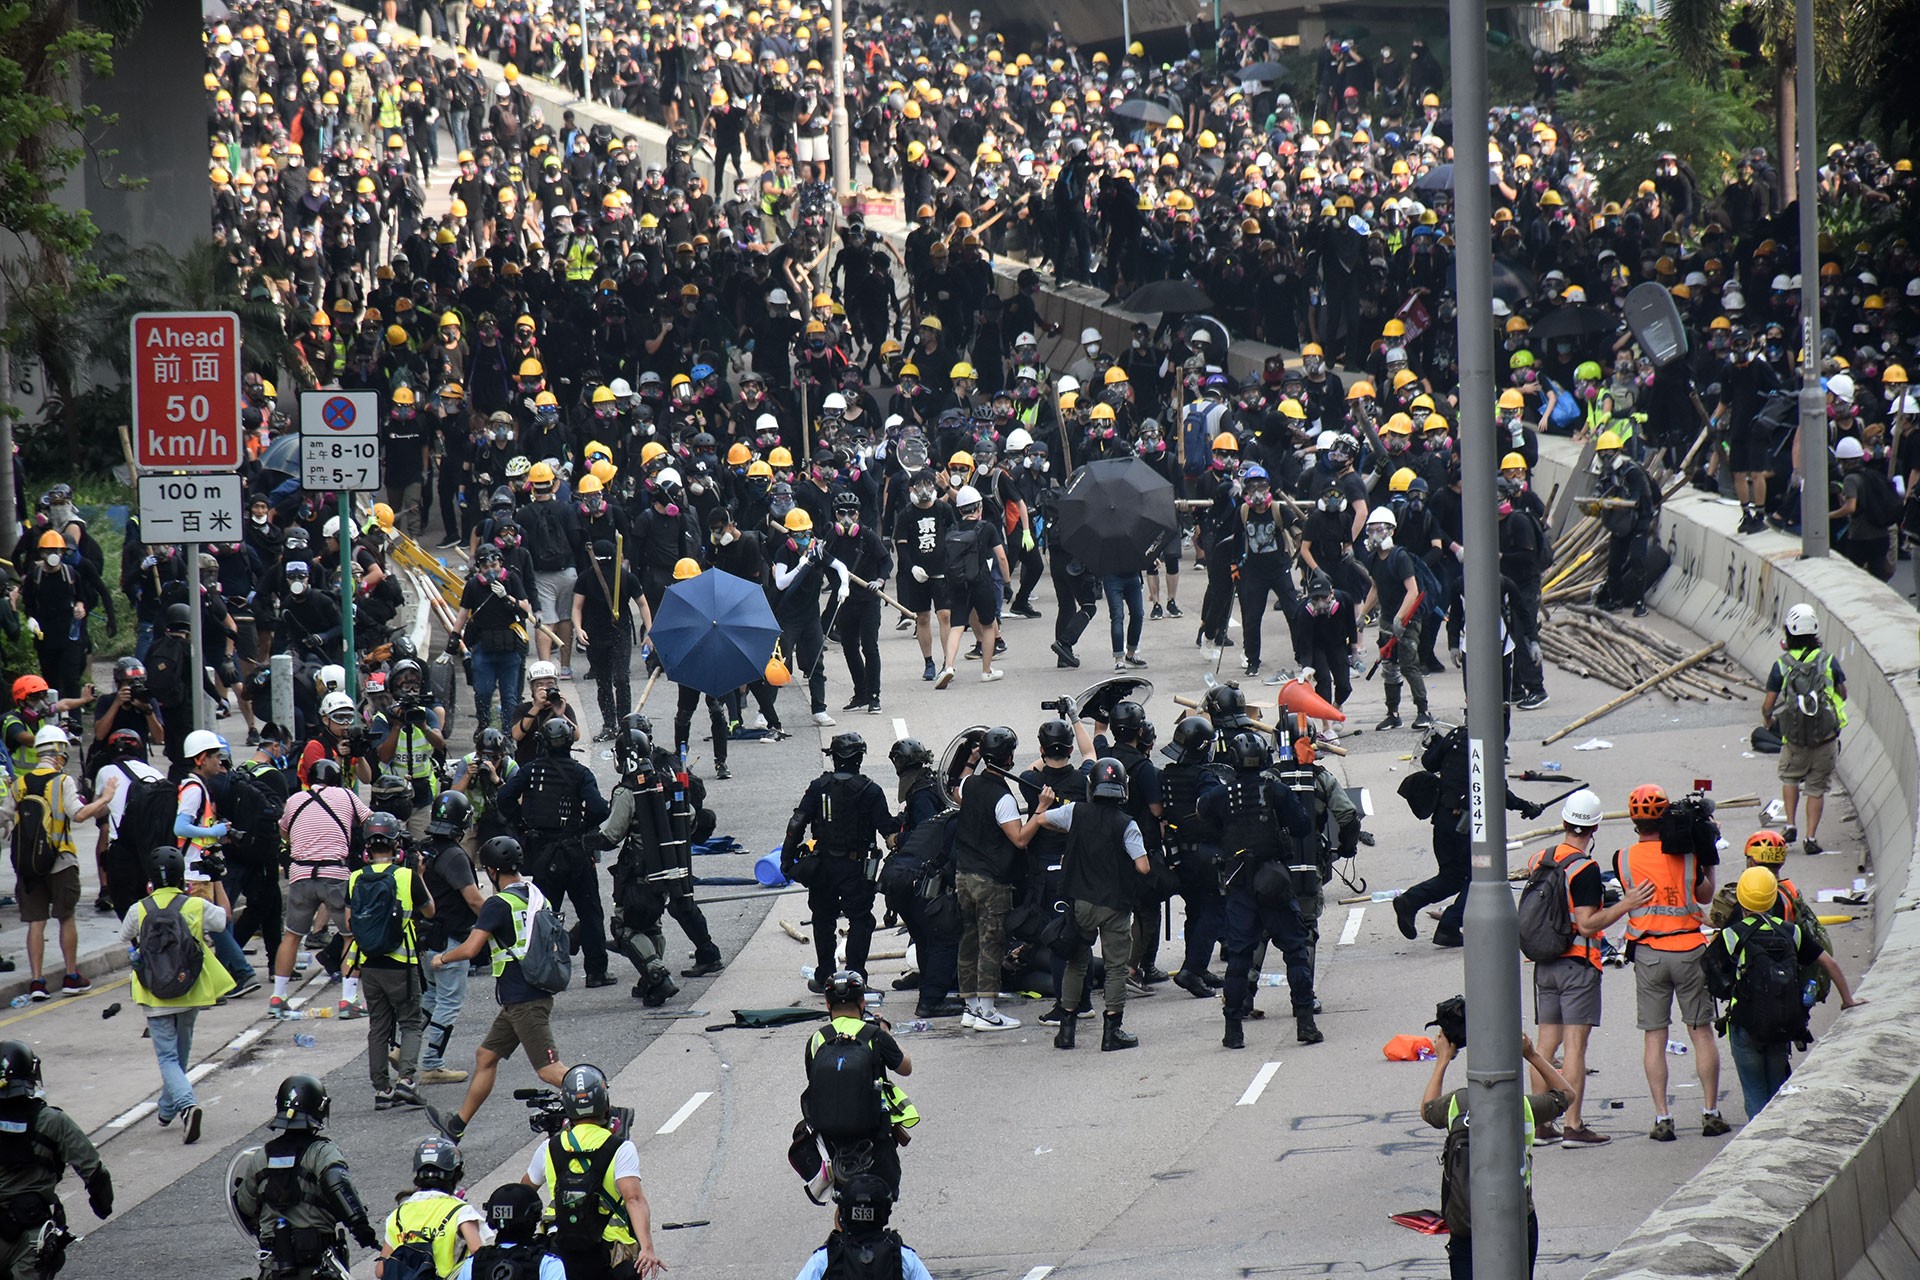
[1561,22,1769,203]
[73,476,134,661]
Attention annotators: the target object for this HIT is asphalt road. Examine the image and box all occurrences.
[20,572,1879,1280]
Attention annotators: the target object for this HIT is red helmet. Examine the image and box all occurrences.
[1628,784,1670,822]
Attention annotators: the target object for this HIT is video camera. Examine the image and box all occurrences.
[1659,790,1721,860]
[1039,697,1077,719]
[514,1088,635,1140]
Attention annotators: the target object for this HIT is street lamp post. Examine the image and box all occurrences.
[830,0,851,198]
[1795,0,1827,558]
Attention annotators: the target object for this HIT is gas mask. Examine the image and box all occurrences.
[288,574,310,595]
[911,484,936,507]
[1246,485,1272,509]
[712,528,737,546]
[43,551,63,569]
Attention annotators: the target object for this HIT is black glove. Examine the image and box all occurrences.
[349,1215,377,1250]
[86,1167,114,1220]
[1519,800,1545,820]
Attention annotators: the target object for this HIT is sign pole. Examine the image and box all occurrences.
[340,489,356,697]
[188,566,208,733]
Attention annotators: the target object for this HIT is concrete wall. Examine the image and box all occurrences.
[1529,439,1920,1280]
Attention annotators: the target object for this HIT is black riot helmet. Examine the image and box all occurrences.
[540,717,575,753]
[165,602,193,631]
[1090,757,1130,802]
[622,711,655,741]
[363,811,404,851]
[412,1136,463,1189]
[426,790,474,837]
[0,1041,42,1100]
[307,757,344,787]
[1229,730,1270,771]
[887,738,932,773]
[1036,719,1074,758]
[1203,684,1250,728]
[145,845,187,889]
[484,1184,546,1243]
[475,726,508,756]
[1161,715,1215,764]
[478,835,524,873]
[389,636,420,663]
[836,1173,894,1232]
[1108,700,1146,742]
[825,970,867,1005]
[269,1074,331,1131]
[979,726,1018,769]
[826,731,866,773]
[560,1064,611,1122]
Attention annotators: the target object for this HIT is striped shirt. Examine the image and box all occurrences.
[279,785,371,879]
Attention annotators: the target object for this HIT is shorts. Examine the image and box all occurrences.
[532,567,578,624]
[939,576,998,625]
[1725,430,1770,474]
[18,865,81,923]
[284,874,349,935]
[1532,955,1601,1027]
[478,997,561,1068]
[898,572,938,614]
[1778,737,1837,796]
[1634,945,1715,1030]
[796,133,827,164]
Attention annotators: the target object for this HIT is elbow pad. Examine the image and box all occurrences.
[320,1163,370,1234]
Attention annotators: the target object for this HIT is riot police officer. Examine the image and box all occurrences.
[1268,714,1361,987]
[498,718,614,988]
[1198,731,1322,1048]
[528,1065,665,1280]
[1159,716,1228,1000]
[881,739,962,1020]
[0,1042,111,1280]
[786,733,898,989]
[230,1075,377,1278]
[1020,714,1093,1026]
[1099,701,1169,990]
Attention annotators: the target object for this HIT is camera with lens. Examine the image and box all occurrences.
[199,849,229,881]
[543,687,562,705]
[1039,697,1077,718]
[126,678,149,702]
[345,729,377,759]
[1660,791,1721,859]
[515,1088,635,1139]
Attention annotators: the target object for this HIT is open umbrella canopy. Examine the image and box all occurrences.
[1413,163,1453,192]
[1237,62,1289,83]
[1123,277,1213,314]
[1110,98,1173,125]
[649,568,782,697]
[258,431,301,478]
[1529,304,1620,342]
[1054,457,1178,577]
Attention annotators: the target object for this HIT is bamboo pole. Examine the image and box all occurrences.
[1542,641,1726,744]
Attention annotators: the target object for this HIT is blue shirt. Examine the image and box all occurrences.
[794,1241,933,1280]
[452,1247,567,1280]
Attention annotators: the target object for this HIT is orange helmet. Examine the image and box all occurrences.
[1627,784,1670,822]
[1743,830,1788,866]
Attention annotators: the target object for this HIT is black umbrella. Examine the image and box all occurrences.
[258,431,301,478]
[1491,259,1535,308]
[1110,99,1173,126]
[1530,305,1620,342]
[1413,163,1453,192]
[1122,278,1213,314]
[1054,457,1179,577]
[1237,62,1288,83]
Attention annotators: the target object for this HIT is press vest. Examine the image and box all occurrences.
[346,858,421,964]
[1529,841,1599,968]
[490,884,538,979]
[386,1193,467,1278]
[1446,1094,1539,1188]
[1617,837,1705,952]
[394,724,442,798]
[541,1124,634,1245]
[130,887,237,1008]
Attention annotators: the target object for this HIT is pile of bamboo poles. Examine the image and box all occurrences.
[1539,604,1759,704]
[1539,507,1614,605]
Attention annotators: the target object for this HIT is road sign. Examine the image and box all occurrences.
[137,473,244,544]
[299,390,382,491]
[130,312,243,472]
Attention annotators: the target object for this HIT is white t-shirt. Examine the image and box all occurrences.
[525,1136,643,1187]
[94,759,164,839]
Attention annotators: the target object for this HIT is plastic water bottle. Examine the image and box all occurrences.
[293,1033,318,1048]
[1666,1038,1691,1056]
[7,995,28,1009]
[1370,890,1400,903]
[1259,973,1286,987]
[800,966,816,982]
[895,1020,933,1034]
[1803,979,1819,1009]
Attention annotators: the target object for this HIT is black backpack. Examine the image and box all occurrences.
[1440,1116,1473,1235]
[549,1134,621,1250]
[226,763,288,866]
[383,1200,462,1280]
[136,892,205,999]
[1727,915,1809,1044]
[348,862,409,959]
[113,774,182,873]
[823,1229,906,1280]
[463,1245,542,1280]
[1856,467,1902,527]
[941,522,983,581]
[9,773,58,880]
[1516,849,1579,964]
[523,501,571,572]
[804,1027,888,1142]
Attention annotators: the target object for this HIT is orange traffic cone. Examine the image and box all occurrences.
[1274,679,1345,722]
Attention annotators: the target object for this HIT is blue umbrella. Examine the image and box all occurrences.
[650,568,782,697]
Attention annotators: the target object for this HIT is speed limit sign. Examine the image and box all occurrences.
[130,312,243,472]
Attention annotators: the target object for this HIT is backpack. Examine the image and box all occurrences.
[464,1246,540,1280]
[823,1229,906,1280]
[384,1201,461,1280]
[1516,849,1579,964]
[136,892,205,999]
[941,522,983,582]
[522,501,571,572]
[348,862,409,959]
[804,1026,888,1142]
[1544,378,1581,430]
[506,885,573,994]
[1527,509,1556,574]
[548,1133,621,1249]
[1774,650,1840,748]
[1727,915,1809,1044]
[1404,551,1447,625]
[1856,467,1902,527]
[226,763,287,866]
[113,774,181,869]
[9,774,58,880]
[1440,1117,1473,1235]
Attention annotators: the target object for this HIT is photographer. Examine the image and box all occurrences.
[1615,784,1728,1143]
[520,1065,666,1280]
[91,655,165,760]
[273,758,374,1017]
[509,660,579,764]
[299,691,376,787]
[375,657,449,841]
[450,726,519,846]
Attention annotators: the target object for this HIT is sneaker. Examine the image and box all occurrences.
[584,974,618,989]
[416,1068,469,1085]
[1245,659,1261,677]
[971,1008,1021,1031]
[922,657,937,681]
[337,1000,367,1020]
[1782,825,1798,844]
[1051,642,1080,669]
[1804,838,1826,856]
[1150,603,1164,620]
[681,958,725,977]
[1126,972,1156,995]
[896,616,913,631]
[374,1089,398,1111]
[1535,1121,1564,1145]
[425,1105,467,1142]
[753,712,770,731]
[62,972,92,995]
[182,1105,203,1145]
[435,537,461,551]
[1450,646,1466,668]
[1036,1004,1070,1026]
[1431,929,1464,949]
[1411,709,1436,730]
[1375,712,1402,731]
[558,668,574,680]
[959,1011,981,1030]
[981,668,1003,682]
[1114,659,1128,672]
[1011,603,1042,619]
[28,980,48,1002]
[1648,1117,1677,1142]
[867,701,883,716]
[994,638,1006,655]
[843,695,868,712]
[1165,602,1183,618]
[812,711,837,726]
[1562,1124,1611,1146]
[1516,691,1550,710]
[268,996,289,1017]
[1123,653,1147,668]
[391,1079,424,1107]
[244,728,261,747]
[966,644,983,661]
[1262,670,1285,685]
[1633,603,1650,618]
[714,762,731,779]
[1702,1112,1732,1137]
[934,667,955,690]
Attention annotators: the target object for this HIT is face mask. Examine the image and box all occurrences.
[793,533,812,549]
[289,578,309,594]
[712,529,736,546]
[44,553,62,568]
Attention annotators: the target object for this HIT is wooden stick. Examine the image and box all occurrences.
[637,668,663,709]
[1506,794,1760,845]
[1171,694,1347,755]
[119,424,139,480]
[1542,641,1726,745]
[848,572,915,619]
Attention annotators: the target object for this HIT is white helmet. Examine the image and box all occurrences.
[33,724,71,751]
[822,392,848,412]
[1004,428,1034,452]
[609,377,634,398]
[1364,506,1398,531]
[1784,603,1819,637]
[1827,373,1856,403]
[756,413,780,433]
[1315,430,1338,451]
[320,692,357,720]
[1835,436,1864,460]
[527,660,559,683]
[1079,326,1102,347]
[1014,332,1036,347]
[954,484,982,508]
[317,663,347,693]
[1056,375,1080,396]
[656,468,683,488]
[181,728,222,758]
[322,515,341,539]
[1560,788,1605,829]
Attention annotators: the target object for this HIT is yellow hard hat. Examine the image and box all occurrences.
[641,442,669,466]
[1886,364,1910,385]
[1382,319,1407,338]
[769,446,795,468]
[1498,389,1526,412]
[1128,40,1144,56]
[528,461,556,485]
[1197,129,1218,149]
[1382,413,1413,436]
[1389,467,1417,493]
[534,391,559,408]
[727,441,753,466]
[1059,391,1079,411]
[518,358,544,378]
[1500,451,1528,471]
[592,386,616,405]
[391,386,417,406]
[1104,366,1130,386]
[1736,866,1779,914]
[784,508,814,532]
[747,460,773,479]
[951,361,977,381]
[1346,380,1376,401]
[385,324,408,347]
[577,474,603,496]
[372,503,396,531]
[591,460,618,485]
[1391,369,1419,391]
[1595,430,1624,451]
[1089,403,1116,421]
[673,557,703,580]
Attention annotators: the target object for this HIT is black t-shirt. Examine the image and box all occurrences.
[424,841,480,939]
[475,885,540,1005]
[1367,545,1420,621]
[893,501,954,574]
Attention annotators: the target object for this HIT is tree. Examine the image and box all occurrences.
[0,0,147,561]
[1560,22,1769,204]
